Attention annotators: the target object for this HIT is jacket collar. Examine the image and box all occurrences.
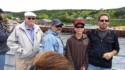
[94,29,111,35]
[72,34,87,41]
[45,29,58,36]
[19,21,40,33]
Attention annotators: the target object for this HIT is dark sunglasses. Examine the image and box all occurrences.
[99,20,109,22]
[27,17,35,20]
[55,25,63,28]
[75,26,84,28]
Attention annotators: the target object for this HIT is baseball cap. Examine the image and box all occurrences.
[24,11,36,17]
[74,19,84,26]
[51,19,63,26]
[0,8,4,13]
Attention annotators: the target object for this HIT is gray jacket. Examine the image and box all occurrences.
[7,22,44,59]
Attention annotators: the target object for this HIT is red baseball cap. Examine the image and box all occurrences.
[74,19,84,26]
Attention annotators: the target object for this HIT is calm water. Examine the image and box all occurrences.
[5,33,125,70]
[60,33,125,70]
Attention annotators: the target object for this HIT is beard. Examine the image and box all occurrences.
[56,29,62,33]
[0,17,3,21]
[57,30,61,33]
[99,24,108,30]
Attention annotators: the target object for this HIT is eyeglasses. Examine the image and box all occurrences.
[55,25,63,28]
[27,17,35,20]
[75,26,84,28]
[99,20,109,22]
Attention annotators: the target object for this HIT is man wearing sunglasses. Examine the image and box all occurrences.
[7,11,44,70]
[87,13,120,70]
[40,19,64,54]
[65,19,89,70]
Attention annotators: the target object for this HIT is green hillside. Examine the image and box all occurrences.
[4,7,125,26]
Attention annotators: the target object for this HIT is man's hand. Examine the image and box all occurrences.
[103,50,117,60]
[17,48,26,55]
[103,52,113,60]
[17,48,23,54]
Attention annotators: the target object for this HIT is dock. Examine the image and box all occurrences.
[40,26,125,37]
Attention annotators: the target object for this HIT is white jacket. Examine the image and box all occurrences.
[7,22,44,59]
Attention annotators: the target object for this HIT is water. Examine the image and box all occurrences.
[60,33,125,70]
[5,33,125,70]
[112,37,125,70]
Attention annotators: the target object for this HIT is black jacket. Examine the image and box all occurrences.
[0,22,10,54]
[87,29,120,68]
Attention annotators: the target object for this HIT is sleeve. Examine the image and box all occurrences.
[39,40,43,52]
[0,30,9,41]
[41,36,55,52]
[40,28,45,41]
[57,37,64,54]
[38,28,45,53]
[7,28,22,52]
[82,54,88,68]
[113,32,120,53]
[86,31,90,40]
[65,39,74,66]
[39,33,45,53]
[82,40,90,68]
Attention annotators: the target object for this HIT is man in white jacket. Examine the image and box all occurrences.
[7,11,44,70]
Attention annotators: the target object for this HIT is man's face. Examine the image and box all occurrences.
[0,13,4,21]
[52,24,63,33]
[74,24,84,35]
[24,16,36,26]
[98,15,109,30]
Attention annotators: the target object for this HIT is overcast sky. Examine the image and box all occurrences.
[0,0,125,12]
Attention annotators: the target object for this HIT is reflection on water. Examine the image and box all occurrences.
[112,37,125,70]
[60,33,125,70]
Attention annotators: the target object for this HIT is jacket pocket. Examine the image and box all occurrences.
[105,37,114,44]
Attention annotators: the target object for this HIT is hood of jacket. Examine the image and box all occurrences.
[45,29,58,36]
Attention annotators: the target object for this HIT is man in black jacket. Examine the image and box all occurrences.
[0,8,10,70]
[87,13,120,70]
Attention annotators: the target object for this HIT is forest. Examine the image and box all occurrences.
[4,7,125,26]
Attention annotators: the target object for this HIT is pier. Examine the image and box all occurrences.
[40,26,125,37]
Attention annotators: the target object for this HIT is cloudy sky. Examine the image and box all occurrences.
[0,0,125,12]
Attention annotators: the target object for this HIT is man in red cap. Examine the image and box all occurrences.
[0,8,10,70]
[65,19,89,70]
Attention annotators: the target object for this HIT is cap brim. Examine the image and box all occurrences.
[53,23,63,26]
[74,23,84,26]
[56,23,63,26]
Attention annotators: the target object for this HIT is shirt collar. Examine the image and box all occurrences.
[25,23,34,30]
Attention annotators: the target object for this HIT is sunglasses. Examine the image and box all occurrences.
[27,17,35,20]
[75,26,84,28]
[55,25,63,28]
[99,20,109,22]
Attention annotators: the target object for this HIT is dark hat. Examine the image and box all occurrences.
[51,19,63,26]
[74,19,84,26]
[0,8,4,13]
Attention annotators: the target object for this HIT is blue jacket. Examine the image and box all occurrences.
[41,29,64,54]
[0,22,10,54]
